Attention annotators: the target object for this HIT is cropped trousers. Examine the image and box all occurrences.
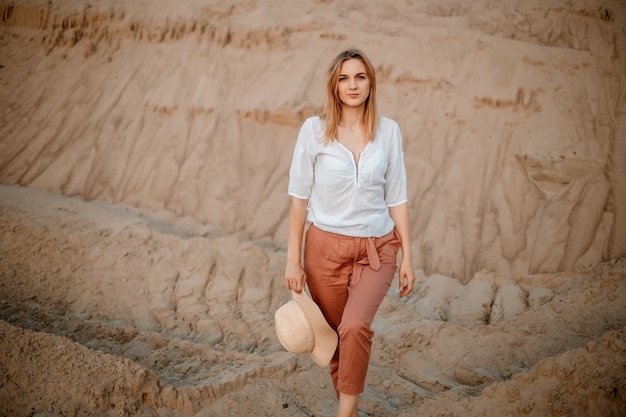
[303,224,401,396]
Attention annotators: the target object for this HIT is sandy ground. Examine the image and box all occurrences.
[1,0,626,415]
[1,185,625,416]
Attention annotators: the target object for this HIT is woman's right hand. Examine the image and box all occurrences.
[285,260,306,294]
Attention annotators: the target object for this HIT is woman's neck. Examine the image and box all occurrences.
[340,105,365,129]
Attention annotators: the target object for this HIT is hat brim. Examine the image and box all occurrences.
[291,290,338,367]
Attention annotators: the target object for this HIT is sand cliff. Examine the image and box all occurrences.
[1,0,624,281]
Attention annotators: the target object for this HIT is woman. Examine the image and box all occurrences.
[285,48,415,417]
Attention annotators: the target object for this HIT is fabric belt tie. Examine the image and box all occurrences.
[351,237,381,286]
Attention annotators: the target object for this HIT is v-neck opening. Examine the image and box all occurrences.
[337,141,370,166]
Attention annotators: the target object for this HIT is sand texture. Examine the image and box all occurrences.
[1,0,626,416]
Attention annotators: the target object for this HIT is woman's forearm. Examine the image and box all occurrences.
[389,203,413,261]
[389,202,416,296]
[287,197,308,264]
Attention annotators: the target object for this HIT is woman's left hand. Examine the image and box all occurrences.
[398,257,415,297]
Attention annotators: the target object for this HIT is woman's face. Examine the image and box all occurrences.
[337,58,370,109]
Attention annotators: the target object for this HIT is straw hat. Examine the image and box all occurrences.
[274,290,338,367]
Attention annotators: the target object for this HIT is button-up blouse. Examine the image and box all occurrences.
[288,116,407,238]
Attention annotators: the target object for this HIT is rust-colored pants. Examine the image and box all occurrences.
[304,224,401,396]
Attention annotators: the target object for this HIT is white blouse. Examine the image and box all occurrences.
[288,116,407,238]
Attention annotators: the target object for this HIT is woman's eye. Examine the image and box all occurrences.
[339,76,347,81]
[358,75,366,80]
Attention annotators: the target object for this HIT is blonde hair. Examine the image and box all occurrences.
[320,48,378,144]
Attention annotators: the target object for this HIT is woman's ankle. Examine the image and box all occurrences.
[337,392,359,417]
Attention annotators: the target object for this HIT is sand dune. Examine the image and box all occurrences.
[1,0,626,415]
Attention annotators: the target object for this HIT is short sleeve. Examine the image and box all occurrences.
[288,118,316,199]
[383,121,408,207]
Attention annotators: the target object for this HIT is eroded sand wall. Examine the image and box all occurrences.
[1,0,624,282]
